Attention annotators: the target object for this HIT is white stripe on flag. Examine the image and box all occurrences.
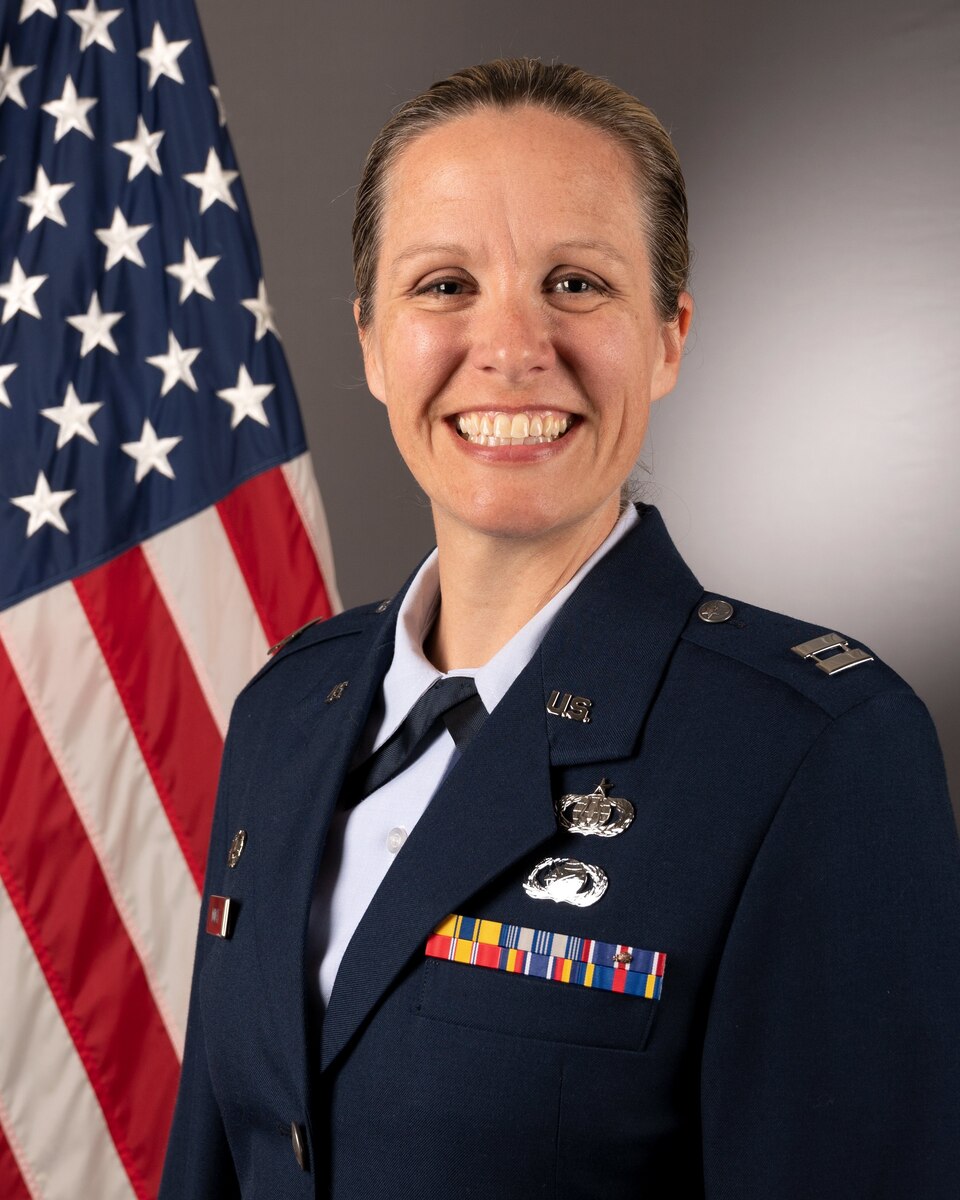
[143,507,270,736]
[282,452,343,613]
[0,876,135,1200]
[0,586,199,1052]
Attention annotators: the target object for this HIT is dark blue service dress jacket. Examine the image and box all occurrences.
[159,505,960,1199]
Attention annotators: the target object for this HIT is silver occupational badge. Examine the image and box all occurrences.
[523,857,608,907]
[556,778,634,838]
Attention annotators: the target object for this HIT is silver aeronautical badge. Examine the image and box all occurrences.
[556,778,634,838]
[523,857,608,907]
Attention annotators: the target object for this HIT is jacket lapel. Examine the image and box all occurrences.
[320,659,556,1070]
[541,505,704,767]
[250,609,398,1095]
[319,505,704,1072]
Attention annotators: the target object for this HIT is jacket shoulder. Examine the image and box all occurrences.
[240,596,393,694]
[680,592,916,719]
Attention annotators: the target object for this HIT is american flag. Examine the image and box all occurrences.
[0,1,339,1196]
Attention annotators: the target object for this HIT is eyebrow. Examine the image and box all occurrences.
[388,243,471,277]
[548,239,631,268]
[387,237,632,276]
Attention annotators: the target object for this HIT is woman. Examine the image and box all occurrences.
[160,59,960,1198]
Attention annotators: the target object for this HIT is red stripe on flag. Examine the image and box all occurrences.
[217,466,333,647]
[0,644,181,1199]
[0,1120,32,1200]
[73,548,222,887]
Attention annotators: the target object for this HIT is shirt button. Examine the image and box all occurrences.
[386,826,407,854]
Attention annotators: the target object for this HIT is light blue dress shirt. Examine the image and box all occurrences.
[307,505,639,1007]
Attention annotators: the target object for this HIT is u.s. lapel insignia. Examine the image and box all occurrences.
[556,778,634,838]
[546,689,592,723]
[523,857,608,907]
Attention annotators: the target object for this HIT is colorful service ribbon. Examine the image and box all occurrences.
[425,914,665,999]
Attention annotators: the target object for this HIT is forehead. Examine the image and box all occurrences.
[379,107,644,258]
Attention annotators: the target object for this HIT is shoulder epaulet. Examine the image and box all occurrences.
[241,597,395,693]
[681,593,911,719]
[267,617,325,657]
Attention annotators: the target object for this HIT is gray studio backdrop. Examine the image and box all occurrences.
[196,0,960,809]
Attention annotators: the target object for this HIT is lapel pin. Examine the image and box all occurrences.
[556,778,634,837]
[523,857,608,907]
[325,680,349,703]
[205,894,233,938]
[546,689,592,724]
[227,828,246,868]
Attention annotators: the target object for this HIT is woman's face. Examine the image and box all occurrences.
[356,106,691,543]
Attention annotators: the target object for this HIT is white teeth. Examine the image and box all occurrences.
[510,413,530,438]
[455,410,574,447]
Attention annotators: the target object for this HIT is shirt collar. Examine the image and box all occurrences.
[372,505,640,752]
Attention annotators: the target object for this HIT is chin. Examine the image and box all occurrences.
[439,491,605,543]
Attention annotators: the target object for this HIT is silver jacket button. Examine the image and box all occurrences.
[698,598,734,623]
[291,1121,307,1171]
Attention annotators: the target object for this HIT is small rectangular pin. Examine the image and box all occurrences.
[205,894,233,938]
[815,646,874,675]
[791,632,874,676]
[791,632,847,659]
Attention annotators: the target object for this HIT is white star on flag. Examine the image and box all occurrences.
[146,331,200,395]
[68,1,122,53]
[217,365,274,429]
[42,75,97,141]
[19,165,75,231]
[19,0,57,20]
[210,84,227,127]
[11,470,76,536]
[242,280,280,341]
[0,258,47,323]
[0,362,17,407]
[166,238,219,303]
[183,148,239,214]
[138,22,190,88]
[0,44,36,109]
[95,207,151,270]
[66,292,124,356]
[40,382,103,448]
[113,115,164,180]
[121,419,182,482]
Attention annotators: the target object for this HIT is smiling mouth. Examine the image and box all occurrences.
[455,410,574,447]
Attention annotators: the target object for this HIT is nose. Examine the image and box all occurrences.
[469,293,556,383]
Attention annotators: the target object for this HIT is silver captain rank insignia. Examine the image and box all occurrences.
[556,778,634,837]
[523,857,608,907]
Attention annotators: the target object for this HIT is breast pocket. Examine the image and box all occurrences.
[416,914,665,1053]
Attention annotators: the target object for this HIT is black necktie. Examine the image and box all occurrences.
[343,676,487,805]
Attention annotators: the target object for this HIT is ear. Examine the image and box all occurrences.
[353,298,386,404]
[650,291,693,402]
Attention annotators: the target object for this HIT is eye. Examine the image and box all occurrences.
[548,274,606,297]
[552,276,595,295]
[414,278,469,297]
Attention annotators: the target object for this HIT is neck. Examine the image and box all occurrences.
[423,500,622,672]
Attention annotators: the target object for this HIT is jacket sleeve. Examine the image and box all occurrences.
[701,690,960,1198]
[159,737,241,1200]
